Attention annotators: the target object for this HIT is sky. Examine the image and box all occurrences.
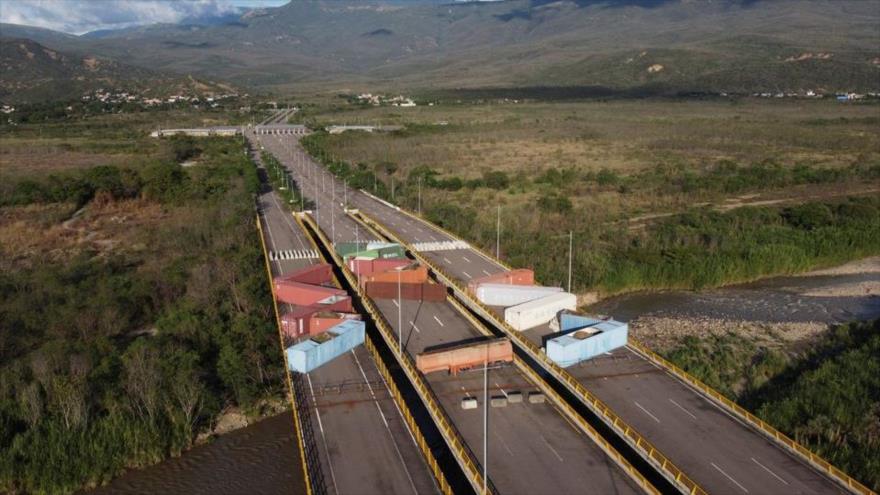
[0,0,290,35]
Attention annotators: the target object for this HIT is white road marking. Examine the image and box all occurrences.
[540,434,564,462]
[668,398,697,420]
[462,271,472,279]
[462,256,471,263]
[494,382,507,398]
[711,462,749,493]
[494,430,515,456]
[307,374,339,494]
[751,457,789,486]
[350,350,419,494]
[392,300,399,307]
[433,315,444,327]
[443,257,452,264]
[409,321,421,333]
[482,270,491,276]
[634,401,661,423]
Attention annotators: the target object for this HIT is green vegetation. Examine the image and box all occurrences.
[667,320,880,490]
[0,137,281,494]
[302,99,880,295]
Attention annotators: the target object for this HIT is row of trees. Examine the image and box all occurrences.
[0,137,280,494]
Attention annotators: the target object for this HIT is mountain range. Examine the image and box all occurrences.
[1,0,878,99]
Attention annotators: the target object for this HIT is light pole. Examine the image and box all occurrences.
[398,268,403,356]
[483,347,488,495]
[568,230,573,293]
[496,205,501,259]
[417,176,422,215]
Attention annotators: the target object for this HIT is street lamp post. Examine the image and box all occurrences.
[496,205,501,259]
[398,268,403,356]
[568,230,573,293]
[418,177,422,215]
[483,347,489,495]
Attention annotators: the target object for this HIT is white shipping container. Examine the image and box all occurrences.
[475,283,563,307]
[504,292,577,331]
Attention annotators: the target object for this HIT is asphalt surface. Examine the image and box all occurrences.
[256,132,847,494]
[258,134,644,495]
[251,137,438,495]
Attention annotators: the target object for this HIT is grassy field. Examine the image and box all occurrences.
[301,98,880,295]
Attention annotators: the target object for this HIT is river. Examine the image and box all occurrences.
[86,412,305,495]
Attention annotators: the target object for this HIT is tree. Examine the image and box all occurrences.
[123,341,162,424]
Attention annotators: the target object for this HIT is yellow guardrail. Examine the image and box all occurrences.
[359,208,874,495]
[363,335,454,495]
[255,215,314,495]
[444,294,661,495]
[627,340,874,495]
[299,212,489,495]
[294,212,453,495]
[356,211,706,495]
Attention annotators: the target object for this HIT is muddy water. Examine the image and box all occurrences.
[589,266,880,324]
[86,412,305,495]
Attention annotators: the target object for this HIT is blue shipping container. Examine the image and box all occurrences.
[558,312,603,332]
[287,320,366,373]
[546,319,628,367]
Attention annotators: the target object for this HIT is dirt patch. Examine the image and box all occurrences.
[629,315,825,352]
[796,256,880,277]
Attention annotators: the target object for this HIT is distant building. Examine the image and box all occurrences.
[150,126,242,138]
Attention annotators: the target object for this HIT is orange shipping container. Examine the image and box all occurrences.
[309,312,362,336]
[467,269,534,294]
[275,264,334,286]
[361,265,428,286]
[274,280,345,306]
[416,337,513,375]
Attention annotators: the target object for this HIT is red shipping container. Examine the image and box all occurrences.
[280,306,323,339]
[315,294,353,313]
[274,280,345,306]
[275,264,333,286]
[309,311,362,336]
[347,258,411,277]
[361,265,428,286]
[467,269,534,294]
[365,282,447,302]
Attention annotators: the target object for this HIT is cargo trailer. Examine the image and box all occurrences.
[309,311,361,336]
[274,264,333,286]
[504,292,577,331]
[280,306,324,340]
[558,312,603,333]
[274,280,346,306]
[416,337,513,375]
[546,320,628,367]
[467,268,534,294]
[286,320,366,373]
[360,265,428,286]
[365,281,447,302]
[347,258,411,277]
[475,283,563,307]
[315,294,353,313]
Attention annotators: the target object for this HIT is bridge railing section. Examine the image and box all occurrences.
[299,213,490,495]
[356,211,706,495]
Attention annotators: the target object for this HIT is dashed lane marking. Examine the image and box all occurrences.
[711,462,749,493]
[668,398,697,420]
[634,401,661,423]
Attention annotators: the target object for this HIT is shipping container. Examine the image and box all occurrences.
[361,265,428,286]
[416,337,513,375]
[558,311,603,333]
[475,283,563,307]
[504,292,577,331]
[315,294,353,312]
[365,281,447,302]
[275,264,333,286]
[347,258,411,277]
[336,242,406,261]
[274,280,346,306]
[280,306,323,340]
[467,269,534,293]
[309,311,361,336]
[287,320,366,373]
[546,320,628,367]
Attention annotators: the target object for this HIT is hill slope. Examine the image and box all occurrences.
[0,37,235,103]
[2,0,878,93]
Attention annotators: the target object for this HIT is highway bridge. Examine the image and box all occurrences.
[251,137,441,495]
[246,110,869,495]
[256,131,655,495]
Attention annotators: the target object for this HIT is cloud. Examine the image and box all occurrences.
[0,0,243,35]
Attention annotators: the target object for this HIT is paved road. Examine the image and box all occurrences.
[284,156,848,494]
[259,134,645,495]
[251,139,438,495]
[258,130,850,494]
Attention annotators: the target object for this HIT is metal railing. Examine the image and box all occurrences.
[355,211,706,495]
[358,209,875,495]
[627,340,875,495]
[255,215,316,495]
[299,212,490,495]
